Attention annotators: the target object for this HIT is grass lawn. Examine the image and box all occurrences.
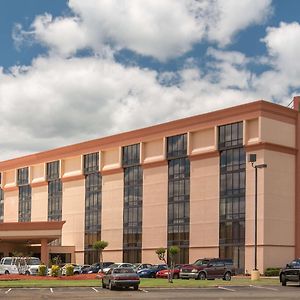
[0,277,280,288]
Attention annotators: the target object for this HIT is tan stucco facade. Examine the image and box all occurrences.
[0,99,298,273]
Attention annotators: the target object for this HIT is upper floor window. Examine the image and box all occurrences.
[84,152,99,174]
[47,161,60,181]
[167,134,187,159]
[219,122,243,150]
[17,167,29,186]
[122,144,140,167]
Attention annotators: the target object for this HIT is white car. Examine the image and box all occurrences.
[102,263,135,274]
[0,257,41,275]
[61,264,82,275]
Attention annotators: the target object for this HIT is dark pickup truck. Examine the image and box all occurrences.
[179,258,235,281]
[280,259,300,286]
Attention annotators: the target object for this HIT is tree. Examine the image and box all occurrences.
[168,246,180,283]
[93,240,109,273]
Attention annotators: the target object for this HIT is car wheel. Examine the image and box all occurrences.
[133,285,139,291]
[109,281,114,290]
[197,272,206,280]
[25,271,30,276]
[223,272,231,281]
[281,274,287,286]
[4,270,9,275]
[151,273,156,278]
[74,271,79,275]
[173,273,179,279]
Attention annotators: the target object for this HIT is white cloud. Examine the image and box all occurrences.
[14,0,272,61]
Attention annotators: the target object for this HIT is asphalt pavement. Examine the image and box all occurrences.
[1,285,300,299]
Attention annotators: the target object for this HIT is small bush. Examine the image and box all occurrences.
[65,264,74,276]
[38,264,47,276]
[264,267,281,276]
[51,265,61,277]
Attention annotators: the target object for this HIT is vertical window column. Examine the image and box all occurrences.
[17,167,31,222]
[47,161,62,245]
[219,122,245,273]
[167,134,190,264]
[0,174,3,223]
[83,152,101,265]
[122,144,143,263]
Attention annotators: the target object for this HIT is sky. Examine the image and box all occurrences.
[0,0,299,161]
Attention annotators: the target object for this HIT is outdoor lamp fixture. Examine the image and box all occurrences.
[248,154,267,279]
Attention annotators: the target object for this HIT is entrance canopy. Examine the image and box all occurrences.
[0,221,65,244]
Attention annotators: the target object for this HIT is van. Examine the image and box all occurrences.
[0,257,19,274]
[0,257,41,275]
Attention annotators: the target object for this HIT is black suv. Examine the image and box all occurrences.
[280,259,300,286]
[180,258,235,280]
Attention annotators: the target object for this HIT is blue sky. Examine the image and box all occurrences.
[0,0,299,160]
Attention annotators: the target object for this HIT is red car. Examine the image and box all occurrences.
[156,265,182,279]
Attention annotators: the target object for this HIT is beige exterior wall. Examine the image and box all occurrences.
[61,179,85,264]
[62,156,82,178]
[245,118,259,145]
[142,139,165,164]
[190,156,219,263]
[3,190,18,222]
[31,185,48,221]
[101,148,121,171]
[142,165,168,263]
[101,172,124,262]
[260,117,295,148]
[245,149,295,273]
[3,169,16,189]
[30,164,45,183]
[189,127,216,155]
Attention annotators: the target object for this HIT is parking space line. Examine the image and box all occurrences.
[249,285,278,291]
[5,288,12,294]
[218,286,236,292]
[92,287,99,293]
[140,288,149,293]
[50,288,53,293]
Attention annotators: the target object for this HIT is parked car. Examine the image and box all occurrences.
[84,262,114,273]
[102,267,140,290]
[102,263,135,274]
[179,258,235,281]
[80,264,91,273]
[280,259,300,286]
[156,264,182,279]
[133,263,153,272]
[61,263,82,275]
[137,264,168,278]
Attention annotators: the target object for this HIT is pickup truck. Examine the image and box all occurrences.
[280,259,300,286]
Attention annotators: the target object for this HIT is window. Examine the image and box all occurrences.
[17,167,29,186]
[84,153,102,265]
[167,134,187,159]
[167,134,190,264]
[0,188,3,223]
[83,152,99,174]
[122,144,140,167]
[47,161,62,245]
[122,144,142,263]
[17,167,31,222]
[219,122,245,273]
[47,161,60,181]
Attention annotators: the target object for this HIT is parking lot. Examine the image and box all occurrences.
[1,285,300,299]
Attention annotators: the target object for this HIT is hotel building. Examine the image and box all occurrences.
[0,97,299,274]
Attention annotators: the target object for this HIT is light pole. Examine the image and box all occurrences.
[248,154,267,278]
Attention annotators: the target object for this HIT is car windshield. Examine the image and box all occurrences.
[27,258,40,265]
[113,268,134,274]
[194,260,209,266]
[108,263,119,269]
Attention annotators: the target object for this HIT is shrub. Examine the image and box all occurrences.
[38,264,47,276]
[264,267,281,276]
[65,264,74,276]
[51,265,61,277]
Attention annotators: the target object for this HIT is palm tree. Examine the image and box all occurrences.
[93,240,109,273]
[168,246,180,283]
